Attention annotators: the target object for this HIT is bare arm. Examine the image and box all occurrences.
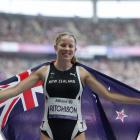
[0,66,47,101]
[80,67,140,104]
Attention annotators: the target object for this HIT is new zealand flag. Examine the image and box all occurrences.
[0,62,140,140]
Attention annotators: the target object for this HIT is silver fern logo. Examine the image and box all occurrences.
[50,72,55,78]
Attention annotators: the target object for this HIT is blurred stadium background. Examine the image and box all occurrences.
[0,1,140,138]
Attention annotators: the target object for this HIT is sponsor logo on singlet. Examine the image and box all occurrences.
[70,72,77,77]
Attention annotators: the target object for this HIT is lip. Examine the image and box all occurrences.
[62,52,72,55]
[62,54,71,58]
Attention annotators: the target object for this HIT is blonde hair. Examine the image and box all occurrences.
[54,32,77,64]
[71,56,77,64]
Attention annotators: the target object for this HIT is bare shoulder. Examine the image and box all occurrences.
[78,66,91,85]
[34,65,50,81]
[79,66,89,75]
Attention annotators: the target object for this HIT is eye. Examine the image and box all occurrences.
[69,44,74,48]
[59,43,75,49]
[60,43,66,48]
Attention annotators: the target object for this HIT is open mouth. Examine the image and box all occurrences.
[62,52,71,56]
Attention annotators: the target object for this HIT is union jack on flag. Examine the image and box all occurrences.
[0,62,140,140]
[0,70,44,129]
[0,63,44,140]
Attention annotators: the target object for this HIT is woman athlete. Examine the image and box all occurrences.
[0,32,140,140]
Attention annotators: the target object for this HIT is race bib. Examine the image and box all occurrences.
[47,98,78,118]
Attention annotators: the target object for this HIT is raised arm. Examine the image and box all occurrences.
[80,67,140,104]
[0,66,47,101]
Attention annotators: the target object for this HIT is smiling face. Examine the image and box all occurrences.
[54,34,77,62]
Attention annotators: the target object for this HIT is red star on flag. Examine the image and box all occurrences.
[116,109,128,123]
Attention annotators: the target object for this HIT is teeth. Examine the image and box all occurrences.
[63,53,70,55]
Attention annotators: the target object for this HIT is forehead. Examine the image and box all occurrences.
[58,35,75,44]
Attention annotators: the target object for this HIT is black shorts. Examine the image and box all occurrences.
[40,118,86,140]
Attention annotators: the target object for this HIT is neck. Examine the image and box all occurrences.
[54,59,72,71]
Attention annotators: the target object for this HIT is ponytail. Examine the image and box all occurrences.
[71,56,77,64]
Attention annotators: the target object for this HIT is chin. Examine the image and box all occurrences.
[62,57,72,61]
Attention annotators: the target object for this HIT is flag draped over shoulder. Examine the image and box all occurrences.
[0,62,140,140]
[0,62,47,140]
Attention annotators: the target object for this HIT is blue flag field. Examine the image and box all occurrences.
[0,62,140,140]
